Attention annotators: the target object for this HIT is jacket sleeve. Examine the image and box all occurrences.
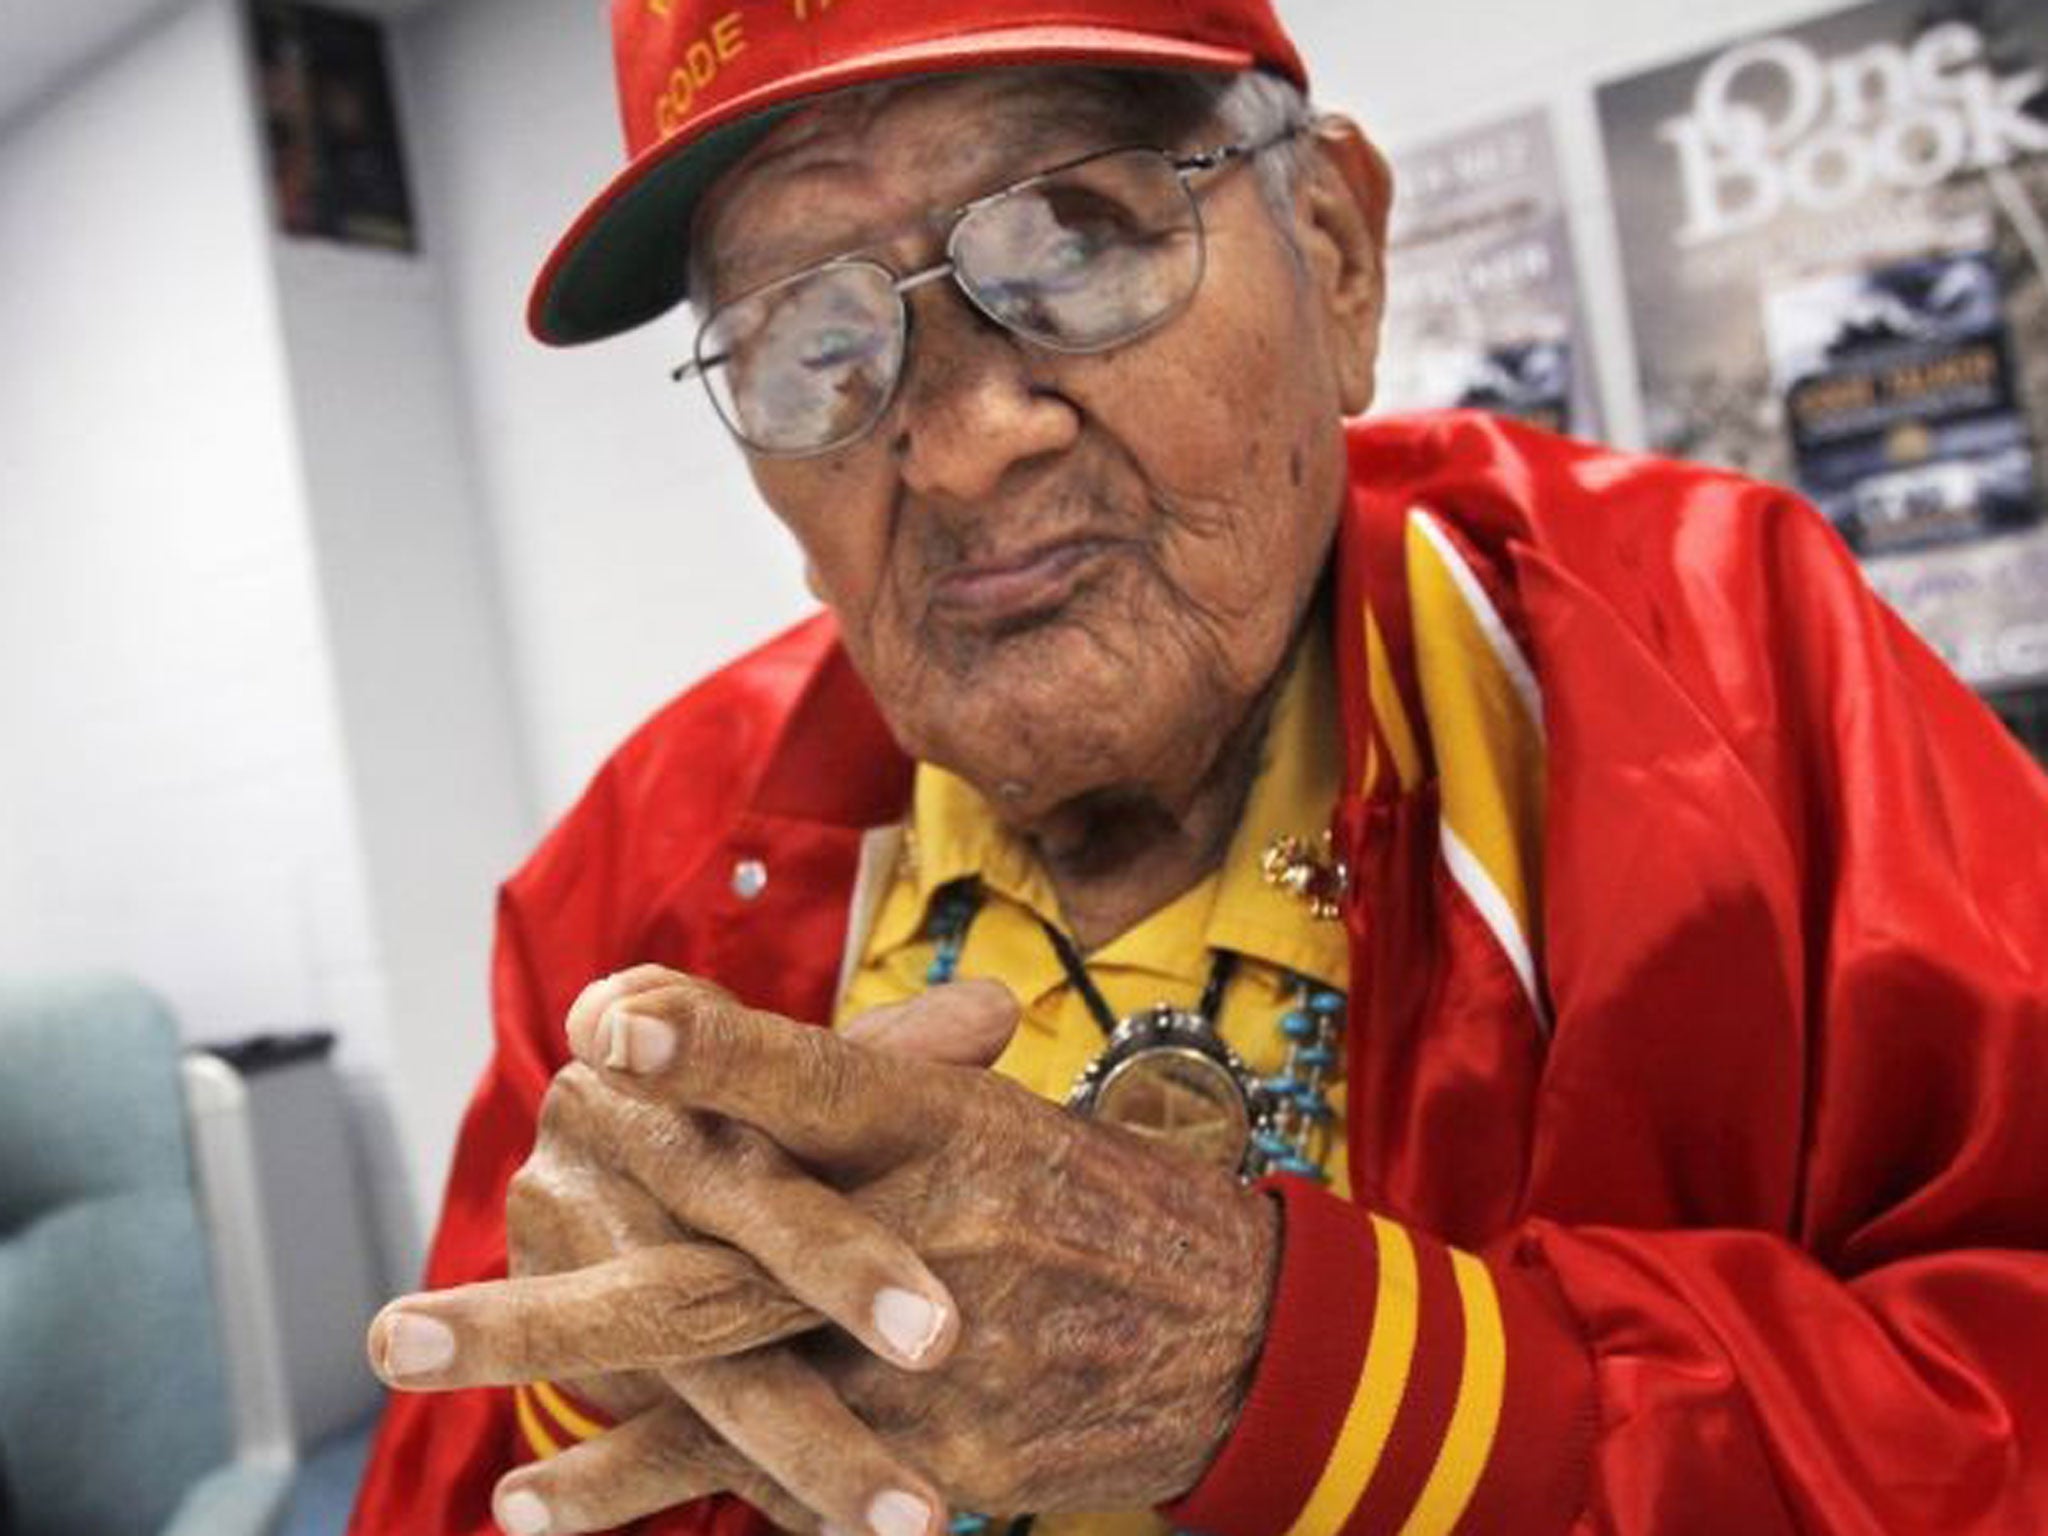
[1170,486,2048,1536]
[345,762,745,1536]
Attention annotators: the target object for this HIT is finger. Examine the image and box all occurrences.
[575,976,956,1164]
[367,1244,815,1390]
[840,979,1020,1067]
[605,1114,958,1370]
[562,964,692,1060]
[502,1161,683,1424]
[672,1350,944,1536]
[491,1397,816,1536]
[531,1067,958,1369]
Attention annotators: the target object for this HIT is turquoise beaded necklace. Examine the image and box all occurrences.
[1261,983,1344,1181]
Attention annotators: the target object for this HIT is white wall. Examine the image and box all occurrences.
[0,0,386,1057]
[270,230,532,1277]
[404,0,809,826]
[0,0,393,1136]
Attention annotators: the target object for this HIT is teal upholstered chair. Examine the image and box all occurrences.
[0,975,291,1536]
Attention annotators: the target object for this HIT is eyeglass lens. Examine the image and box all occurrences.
[698,147,1205,455]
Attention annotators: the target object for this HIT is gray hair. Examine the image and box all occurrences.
[1195,69,1319,227]
[1032,66,1316,227]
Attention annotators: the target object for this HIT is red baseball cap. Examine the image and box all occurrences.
[528,0,1309,346]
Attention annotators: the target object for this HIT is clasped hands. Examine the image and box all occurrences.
[367,968,1280,1536]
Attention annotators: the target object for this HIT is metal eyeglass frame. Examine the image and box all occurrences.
[670,127,1303,458]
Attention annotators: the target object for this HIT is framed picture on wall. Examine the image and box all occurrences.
[252,0,417,252]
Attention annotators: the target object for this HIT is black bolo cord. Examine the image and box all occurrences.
[1038,917,1239,1036]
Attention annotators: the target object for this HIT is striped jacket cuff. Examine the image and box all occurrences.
[513,1379,614,1462]
[1163,1178,1594,1536]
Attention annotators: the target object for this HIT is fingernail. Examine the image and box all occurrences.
[602,1010,675,1074]
[381,1312,455,1379]
[873,1287,945,1364]
[496,1487,551,1536]
[868,1489,935,1536]
[567,973,626,1056]
[824,1523,861,1536]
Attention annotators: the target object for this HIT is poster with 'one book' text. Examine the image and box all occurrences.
[1598,0,2048,693]
[1377,110,1602,440]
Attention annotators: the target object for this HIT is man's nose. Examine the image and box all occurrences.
[890,284,1080,504]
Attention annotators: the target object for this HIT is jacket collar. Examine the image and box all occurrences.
[746,618,914,828]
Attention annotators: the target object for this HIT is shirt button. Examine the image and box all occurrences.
[730,858,769,901]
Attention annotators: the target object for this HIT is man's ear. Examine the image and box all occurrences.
[1291,116,1394,416]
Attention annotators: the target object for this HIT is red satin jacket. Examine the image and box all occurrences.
[349,413,2048,1536]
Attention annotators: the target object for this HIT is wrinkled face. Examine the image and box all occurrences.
[696,71,1388,824]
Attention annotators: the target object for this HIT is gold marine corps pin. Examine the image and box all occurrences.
[1260,830,1349,921]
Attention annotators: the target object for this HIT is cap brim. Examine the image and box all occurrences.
[527,24,1261,346]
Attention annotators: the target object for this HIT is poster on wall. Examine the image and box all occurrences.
[253,1,417,252]
[1597,0,2048,694]
[1376,110,1602,438]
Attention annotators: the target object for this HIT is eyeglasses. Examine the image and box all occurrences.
[672,132,1296,458]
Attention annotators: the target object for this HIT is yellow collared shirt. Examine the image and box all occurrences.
[834,628,1351,1536]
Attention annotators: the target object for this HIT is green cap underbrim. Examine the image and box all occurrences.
[530,106,796,346]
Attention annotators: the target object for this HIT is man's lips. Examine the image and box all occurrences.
[927,538,1118,623]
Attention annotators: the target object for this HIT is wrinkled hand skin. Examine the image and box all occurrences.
[506,970,1281,1515]
[810,1105,1278,1511]
[503,1078,809,1423]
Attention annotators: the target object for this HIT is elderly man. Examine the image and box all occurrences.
[349,4,2048,1536]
